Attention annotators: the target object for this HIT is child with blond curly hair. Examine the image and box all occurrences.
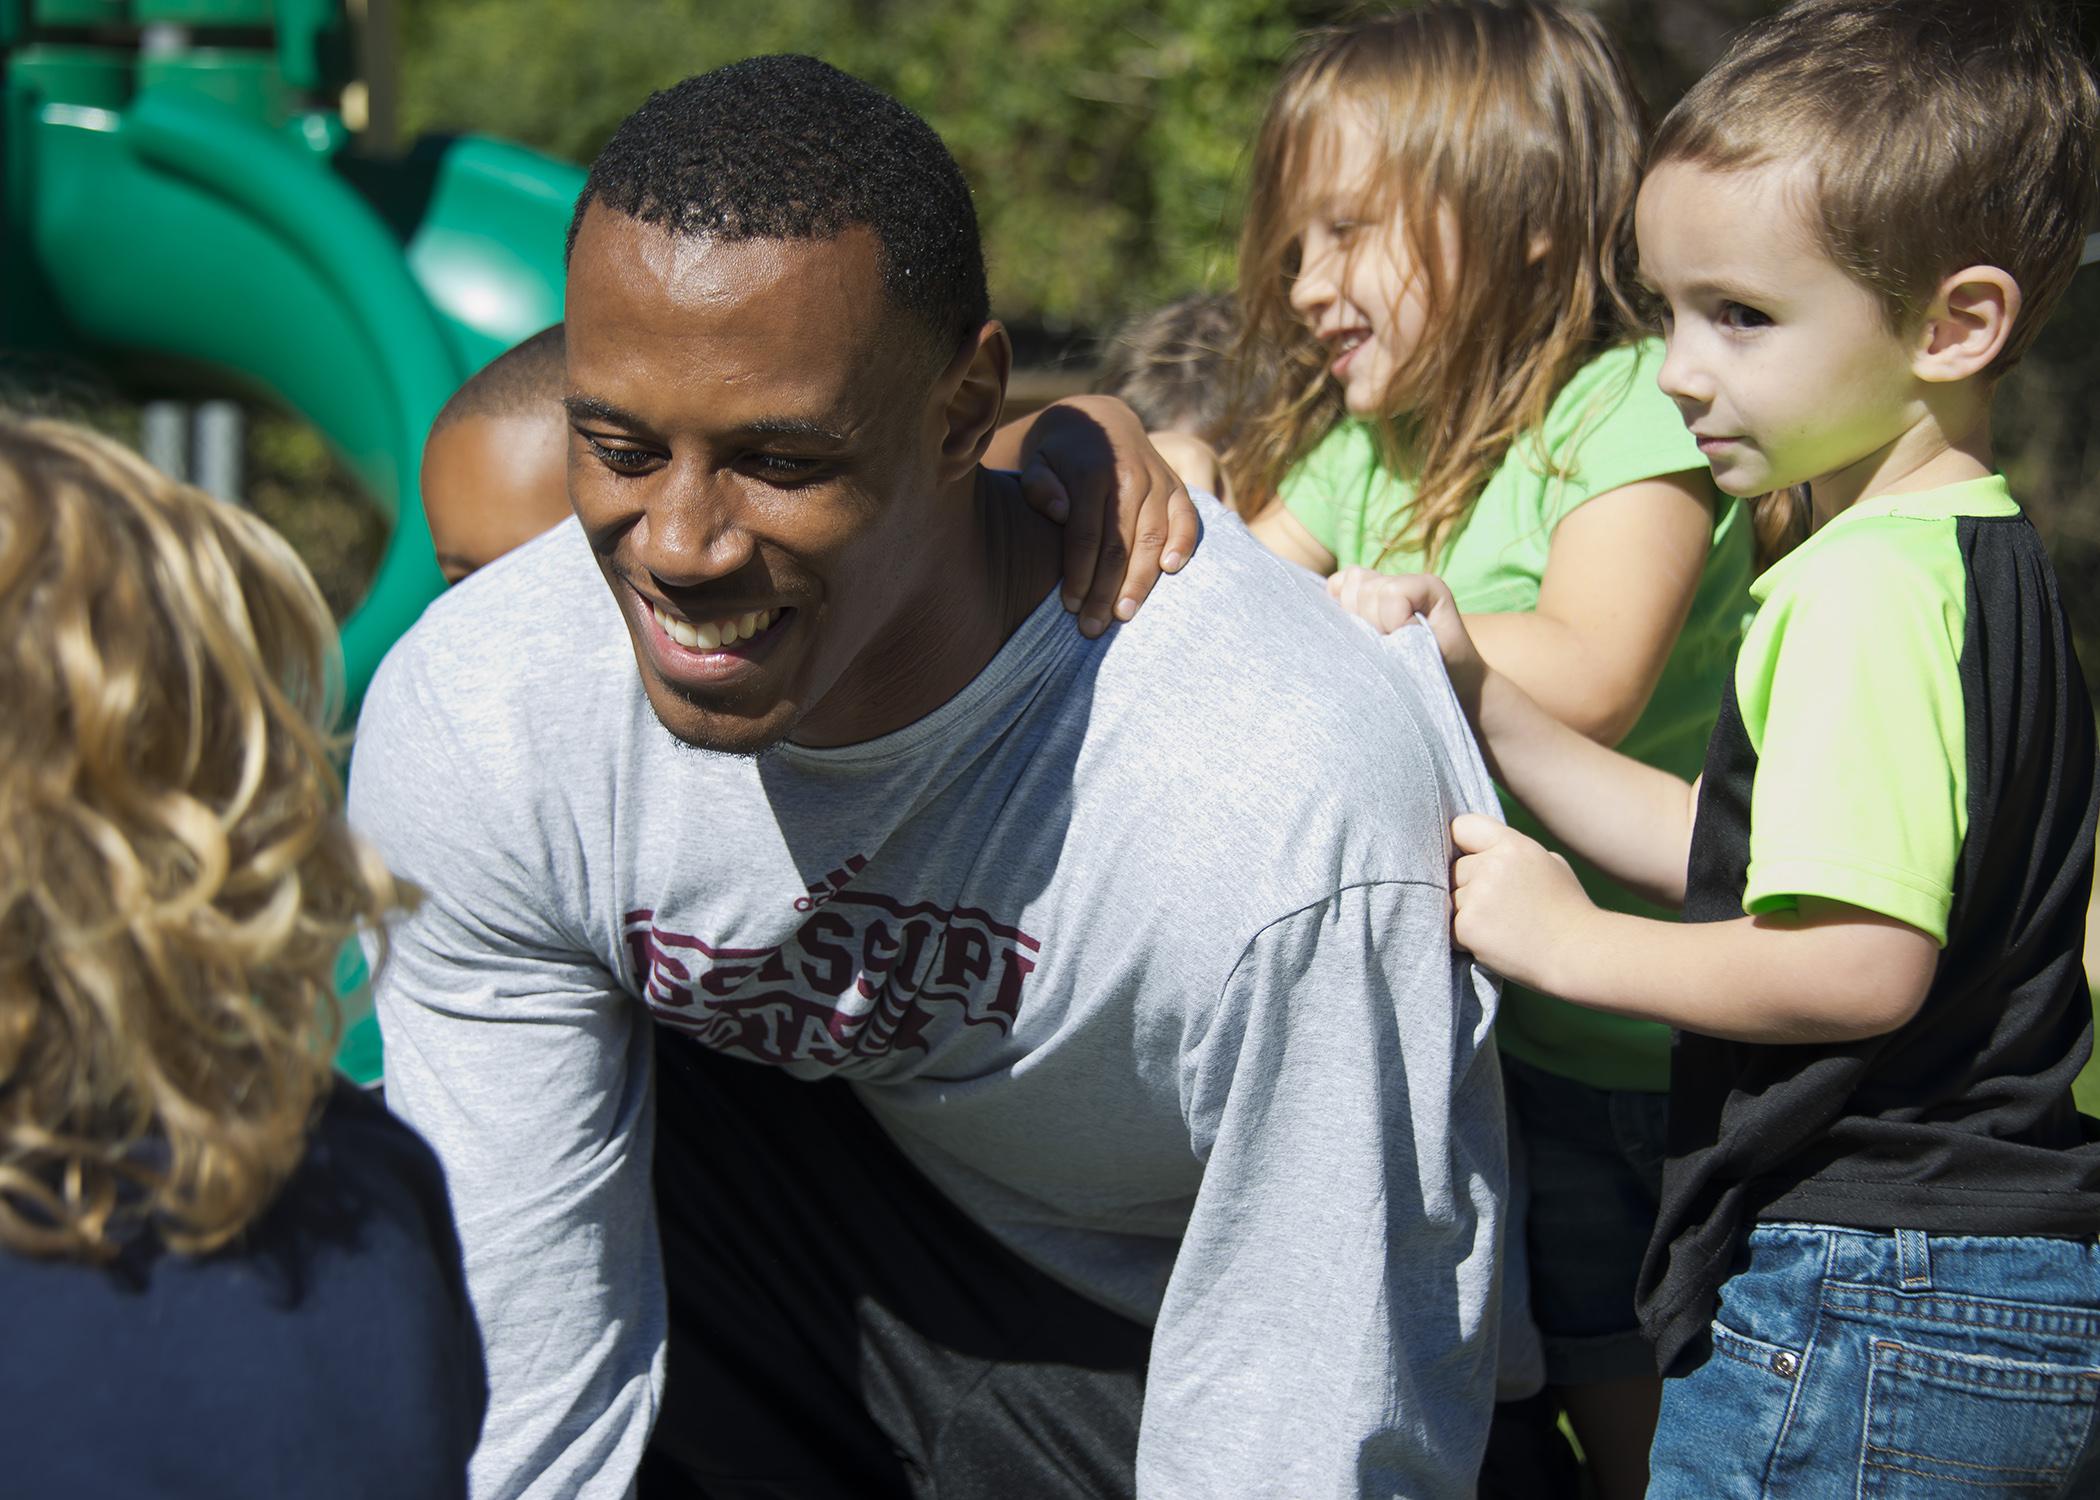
[0,419,485,1495]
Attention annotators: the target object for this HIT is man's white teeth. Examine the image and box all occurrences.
[651,602,779,650]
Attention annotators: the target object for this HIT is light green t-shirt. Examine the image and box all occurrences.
[1283,339,1754,1092]
[1730,478,2014,942]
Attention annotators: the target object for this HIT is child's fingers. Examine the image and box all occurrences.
[1025,394,1198,632]
[1451,813,1503,854]
[1329,567,1384,626]
[1072,474,1133,635]
[1330,568,1441,635]
[1060,476,1108,628]
[1451,902,1488,963]
[1020,458,1072,525]
[1376,573,1447,632]
[1106,473,1179,623]
[1160,482,1198,573]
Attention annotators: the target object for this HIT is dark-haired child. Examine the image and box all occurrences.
[1094,293,1245,504]
[423,323,574,586]
[1336,1,2100,1492]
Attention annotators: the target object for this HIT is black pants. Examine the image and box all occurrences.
[639,1027,1151,1500]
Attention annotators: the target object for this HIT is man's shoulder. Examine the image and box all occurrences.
[362,519,631,740]
[1109,501,1462,744]
[350,519,643,841]
[1084,500,1493,845]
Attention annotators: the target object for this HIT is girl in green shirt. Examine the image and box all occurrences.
[1211,6,1753,1493]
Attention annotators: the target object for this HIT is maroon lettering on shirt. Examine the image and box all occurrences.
[620,877,1043,1068]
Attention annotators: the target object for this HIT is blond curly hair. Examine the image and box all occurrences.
[0,418,405,1259]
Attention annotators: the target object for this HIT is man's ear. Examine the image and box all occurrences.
[1914,265,2020,383]
[934,320,1012,482]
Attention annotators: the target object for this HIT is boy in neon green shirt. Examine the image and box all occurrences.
[1336,2,2100,1493]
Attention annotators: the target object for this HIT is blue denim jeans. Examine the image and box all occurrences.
[1649,1223,2100,1498]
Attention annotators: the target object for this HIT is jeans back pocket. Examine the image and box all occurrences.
[1649,1320,1807,1498]
[1862,1337,2100,1497]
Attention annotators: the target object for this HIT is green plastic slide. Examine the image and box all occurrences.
[4,32,583,1081]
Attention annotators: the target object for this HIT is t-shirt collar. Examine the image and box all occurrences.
[1828,472,2018,526]
[769,582,1075,769]
[1751,474,2018,602]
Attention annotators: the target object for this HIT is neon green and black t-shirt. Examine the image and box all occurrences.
[1639,475,2100,1374]
[1283,340,1753,1092]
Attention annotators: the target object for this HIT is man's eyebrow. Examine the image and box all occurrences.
[734,416,851,445]
[559,400,850,447]
[562,394,650,428]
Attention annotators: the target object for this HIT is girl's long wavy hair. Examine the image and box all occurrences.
[1224,1,1651,564]
[0,418,403,1260]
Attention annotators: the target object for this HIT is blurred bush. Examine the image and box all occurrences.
[245,412,386,622]
[2001,266,2100,674]
[397,0,1335,337]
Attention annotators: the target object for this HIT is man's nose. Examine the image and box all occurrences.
[632,467,756,587]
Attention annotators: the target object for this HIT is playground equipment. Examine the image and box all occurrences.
[3,0,585,1081]
[1,0,584,714]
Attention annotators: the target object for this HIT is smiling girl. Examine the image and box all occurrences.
[1218,5,1752,1493]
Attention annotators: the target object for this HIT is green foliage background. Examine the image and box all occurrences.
[398,0,1336,337]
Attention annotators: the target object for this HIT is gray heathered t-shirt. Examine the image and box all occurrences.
[350,498,1506,1500]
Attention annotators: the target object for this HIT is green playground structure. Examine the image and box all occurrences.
[2,0,582,711]
[2,0,585,1081]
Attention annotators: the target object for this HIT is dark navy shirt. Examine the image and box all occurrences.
[2,1082,487,1497]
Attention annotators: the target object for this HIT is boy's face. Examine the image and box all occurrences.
[1637,160,1925,504]
[422,412,575,585]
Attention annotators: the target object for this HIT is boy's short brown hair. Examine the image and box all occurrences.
[1652,0,2098,373]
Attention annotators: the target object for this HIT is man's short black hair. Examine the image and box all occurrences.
[567,55,989,361]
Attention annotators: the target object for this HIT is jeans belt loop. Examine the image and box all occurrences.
[1895,1227,1933,1289]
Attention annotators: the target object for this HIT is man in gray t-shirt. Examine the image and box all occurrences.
[351,56,1505,1500]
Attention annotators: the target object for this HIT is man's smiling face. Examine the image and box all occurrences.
[563,205,955,754]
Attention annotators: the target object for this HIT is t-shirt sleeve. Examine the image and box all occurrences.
[1536,341,1710,532]
[1278,420,1375,560]
[1138,880,1505,1496]
[348,643,663,1500]
[1739,531,1969,943]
